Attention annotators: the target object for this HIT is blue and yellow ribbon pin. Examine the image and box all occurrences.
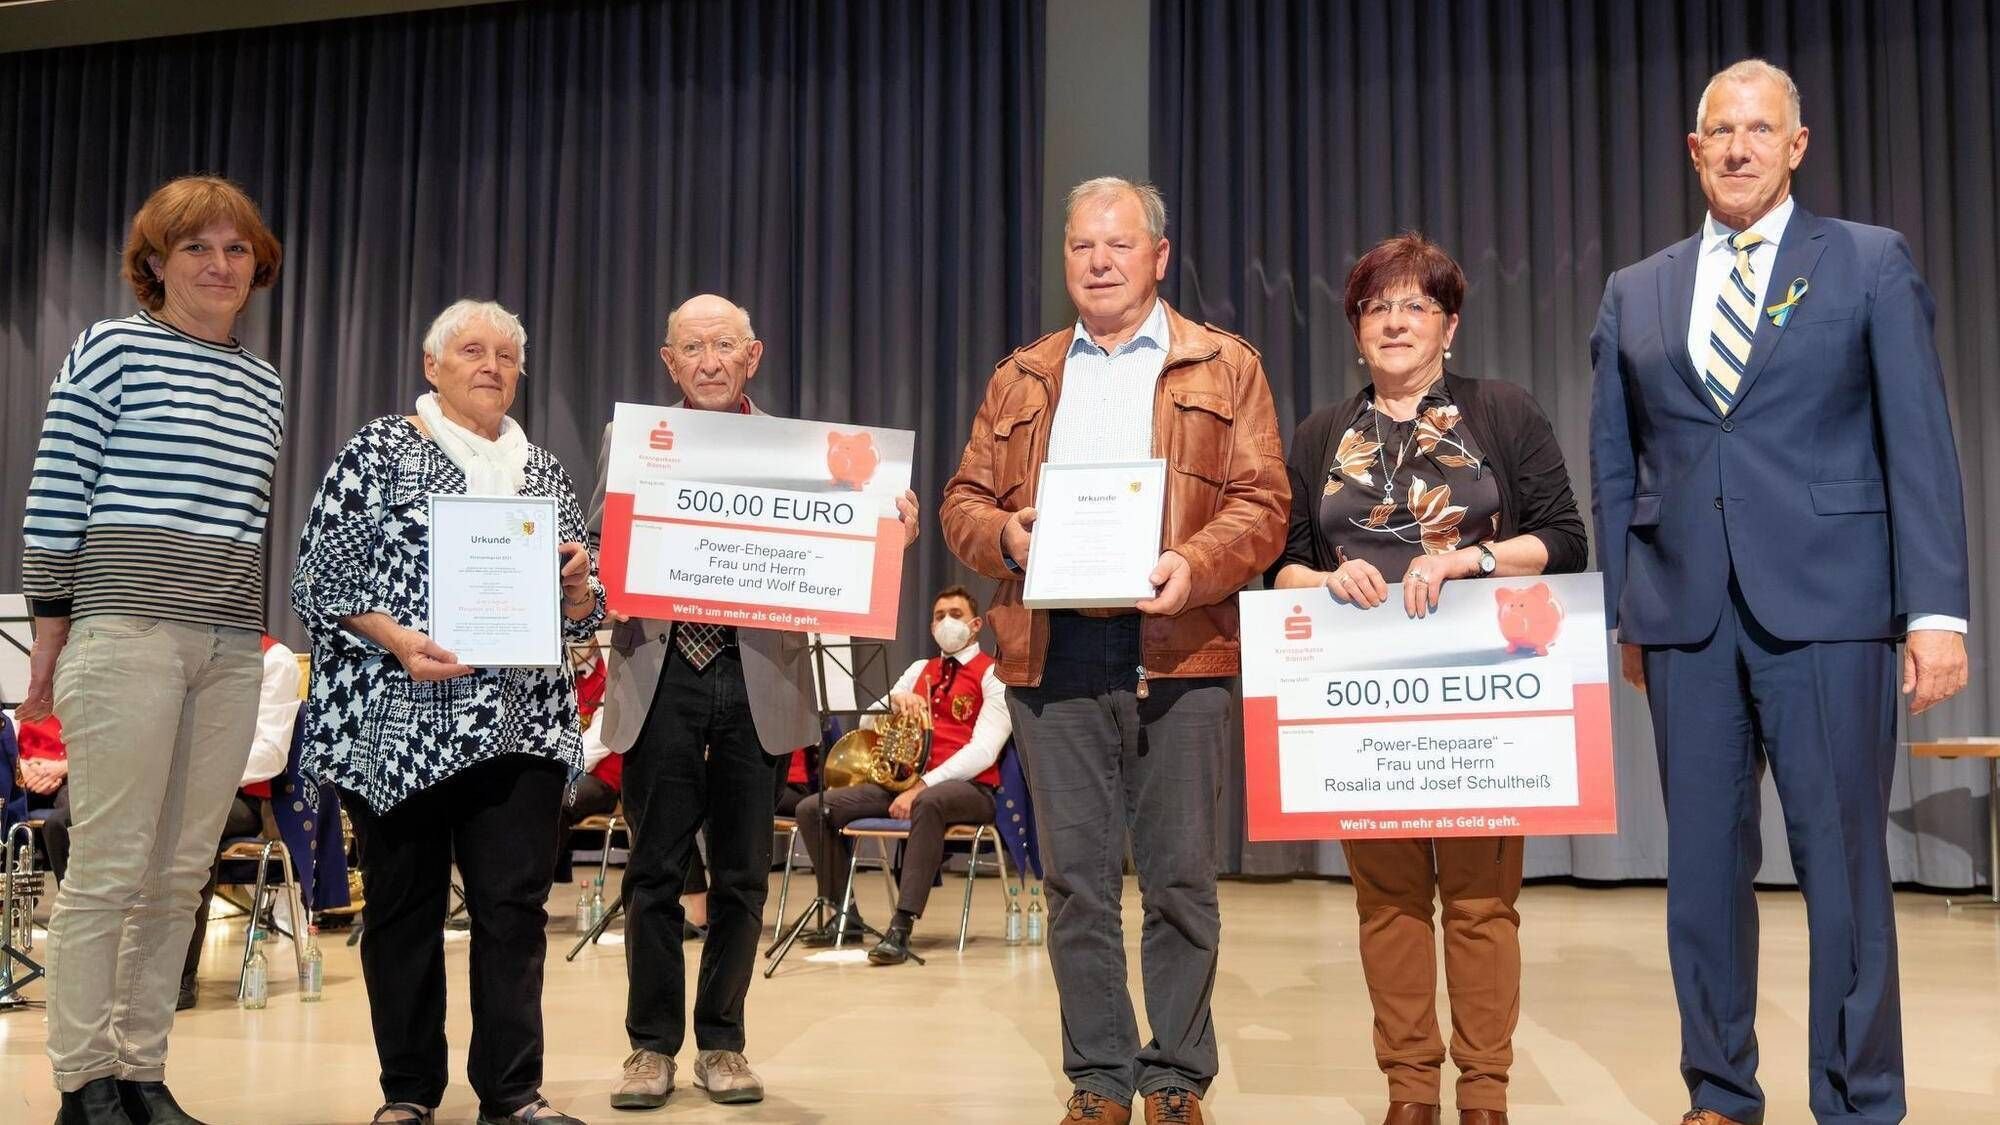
[1766,278,1810,326]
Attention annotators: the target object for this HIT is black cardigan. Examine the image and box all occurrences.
[1276,372,1589,578]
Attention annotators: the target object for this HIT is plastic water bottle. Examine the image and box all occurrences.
[298,924,324,1001]
[1004,885,1025,946]
[1026,885,1046,945]
[576,885,593,931]
[589,878,607,928]
[241,929,268,1010]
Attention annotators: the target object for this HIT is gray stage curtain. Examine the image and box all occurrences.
[1154,0,1996,887]
[0,0,1044,682]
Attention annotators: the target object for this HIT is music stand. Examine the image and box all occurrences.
[0,596,34,711]
[764,633,918,975]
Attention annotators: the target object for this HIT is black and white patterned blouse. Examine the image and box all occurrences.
[291,415,605,813]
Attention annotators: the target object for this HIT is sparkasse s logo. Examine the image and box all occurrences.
[1284,604,1313,641]
[649,422,676,451]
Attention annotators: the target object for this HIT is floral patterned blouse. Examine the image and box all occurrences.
[1316,382,1502,577]
[290,416,605,813]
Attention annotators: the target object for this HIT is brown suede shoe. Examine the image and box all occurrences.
[1061,1091,1132,1124]
[1143,1087,1203,1124]
[1459,1111,1508,1125]
[1384,1104,1441,1125]
[1680,1113,1749,1125]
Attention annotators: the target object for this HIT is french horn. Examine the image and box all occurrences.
[823,689,933,793]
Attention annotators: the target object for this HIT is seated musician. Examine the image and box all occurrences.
[794,586,1011,964]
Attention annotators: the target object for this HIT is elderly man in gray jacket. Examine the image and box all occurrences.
[590,293,918,1109]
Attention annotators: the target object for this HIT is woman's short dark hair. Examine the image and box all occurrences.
[1342,232,1466,333]
[122,175,282,311]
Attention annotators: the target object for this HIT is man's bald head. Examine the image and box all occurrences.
[664,294,756,346]
[660,293,764,411]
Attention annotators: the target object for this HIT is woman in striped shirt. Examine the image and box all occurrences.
[18,175,283,1125]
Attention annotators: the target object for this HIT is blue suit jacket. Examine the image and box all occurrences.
[1589,206,1969,645]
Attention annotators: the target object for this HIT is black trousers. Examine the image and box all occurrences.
[31,783,72,880]
[343,755,567,1117]
[795,780,997,918]
[620,645,776,1055]
[181,794,264,986]
[553,773,621,887]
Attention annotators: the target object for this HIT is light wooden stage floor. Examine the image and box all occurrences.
[4,875,1996,1123]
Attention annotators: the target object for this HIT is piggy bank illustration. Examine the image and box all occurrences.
[1495,582,1564,656]
[826,431,880,489]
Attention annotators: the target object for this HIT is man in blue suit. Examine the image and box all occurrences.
[1590,59,1970,1125]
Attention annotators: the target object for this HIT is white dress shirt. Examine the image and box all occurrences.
[863,640,1012,787]
[1684,195,1963,636]
[1045,298,1169,464]
[243,642,302,787]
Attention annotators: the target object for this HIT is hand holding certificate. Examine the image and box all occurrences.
[428,494,563,667]
[1239,573,1617,841]
[1022,460,1168,609]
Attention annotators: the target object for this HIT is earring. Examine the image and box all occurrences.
[1444,349,1453,360]
[1356,356,1366,366]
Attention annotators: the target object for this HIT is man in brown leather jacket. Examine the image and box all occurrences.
[942,177,1288,1125]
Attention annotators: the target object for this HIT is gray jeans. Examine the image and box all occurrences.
[1006,613,1230,1103]
[44,615,260,1091]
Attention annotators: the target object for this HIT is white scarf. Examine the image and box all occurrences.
[415,392,529,496]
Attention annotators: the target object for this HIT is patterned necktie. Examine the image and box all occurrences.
[1703,229,1766,414]
[673,621,730,671]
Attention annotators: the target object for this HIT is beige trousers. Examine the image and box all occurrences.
[45,615,260,1092]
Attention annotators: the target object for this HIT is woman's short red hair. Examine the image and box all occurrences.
[121,175,282,311]
[1342,232,1466,333]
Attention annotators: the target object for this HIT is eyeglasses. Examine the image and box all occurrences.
[671,337,747,361]
[1357,297,1441,320]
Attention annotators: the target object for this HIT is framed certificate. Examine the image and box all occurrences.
[596,404,915,638]
[1238,574,1617,841]
[427,494,563,667]
[1022,459,1167,609]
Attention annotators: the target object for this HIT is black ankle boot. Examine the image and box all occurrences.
[868,921,913,965]
[115,1081,208,1125]
[54,1078,133,1125]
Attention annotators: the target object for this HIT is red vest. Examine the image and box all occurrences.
[922,651,999,788]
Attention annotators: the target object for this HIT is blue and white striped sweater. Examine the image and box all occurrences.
[21,312,284,630]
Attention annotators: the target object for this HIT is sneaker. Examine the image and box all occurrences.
[609,1048,674,1110]
[692,1049,764,1105]
[475,1100,582,1124]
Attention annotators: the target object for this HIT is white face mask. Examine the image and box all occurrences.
[932,616,973,654]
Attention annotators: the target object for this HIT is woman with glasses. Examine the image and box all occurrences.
[1271,233,1586,1125]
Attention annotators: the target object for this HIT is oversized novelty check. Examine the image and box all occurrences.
[1240,573,1617,841]
[597,404,914,638]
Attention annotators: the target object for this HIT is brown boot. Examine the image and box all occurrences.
[1142,1087,1204,1124]
[1383,1104,1441,1125]
[1061,1091,1132,1124]
[1459,1112,1508,1125]
[1679,1113,1749,1125]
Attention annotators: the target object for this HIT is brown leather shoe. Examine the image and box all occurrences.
[1061,1091,1132,1124]
[1679,1113,1749,1125]
[1143,1087,1203,1124]
[1459,1112,1508,1125]
[1383,1104,1441,1125]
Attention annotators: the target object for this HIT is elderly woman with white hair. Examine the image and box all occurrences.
[292,299,603,1125]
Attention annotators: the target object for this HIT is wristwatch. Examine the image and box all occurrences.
[1474,543,1497,575]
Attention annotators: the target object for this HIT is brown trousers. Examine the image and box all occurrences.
[1344,835,1524,1111]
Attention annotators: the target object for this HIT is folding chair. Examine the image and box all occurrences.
[834,819,1013,954]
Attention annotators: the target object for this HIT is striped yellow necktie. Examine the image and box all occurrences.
[1703,230,1765,413]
